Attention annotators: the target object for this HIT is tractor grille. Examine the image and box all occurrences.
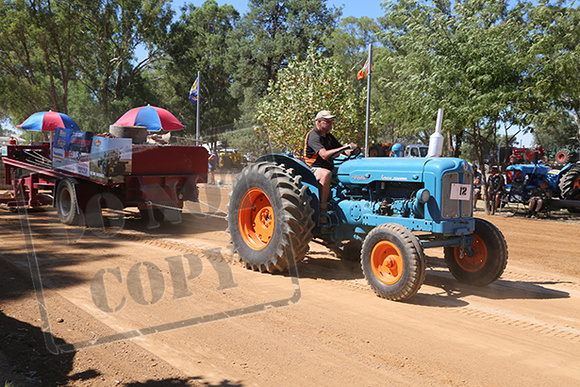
[441,173,459,218]
[441,172,473,219]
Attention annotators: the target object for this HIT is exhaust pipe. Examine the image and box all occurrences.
[427,108,444,158]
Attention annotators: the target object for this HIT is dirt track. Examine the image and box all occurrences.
[1,181,579,386]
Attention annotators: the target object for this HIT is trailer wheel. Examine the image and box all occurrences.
[559,164,580,199]
[444,218,507,286]
[361,224,426,301]
[227,162,314,273]
[56,178,80,225]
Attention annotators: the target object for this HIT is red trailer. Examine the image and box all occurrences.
[1,141,208,227]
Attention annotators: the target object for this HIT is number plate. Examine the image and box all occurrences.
[450,183,472,201]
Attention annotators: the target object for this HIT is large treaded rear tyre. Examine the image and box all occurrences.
[227,162,315,273]
[559,164,580,199]
[361,224,426,301]
[56,178,80,225]
[556,149,571,165]
[444,218,508,286]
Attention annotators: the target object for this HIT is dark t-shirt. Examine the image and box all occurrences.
[303,128,342,170]
[489,173,505,192]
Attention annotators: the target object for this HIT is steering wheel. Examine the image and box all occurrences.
[329,145,361,160]
[344,146,362,161]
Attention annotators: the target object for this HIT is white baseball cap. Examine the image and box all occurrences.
[315,110,335,121]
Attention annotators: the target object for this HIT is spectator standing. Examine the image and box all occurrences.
[473,164,483,209]
[488,166,505,213]
[208,149,218,185]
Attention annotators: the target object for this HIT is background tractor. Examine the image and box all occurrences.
[227,148,508,301]
[218,149,244,170]
[505,161,580,213]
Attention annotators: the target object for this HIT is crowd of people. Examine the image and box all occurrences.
[472,164,552,218]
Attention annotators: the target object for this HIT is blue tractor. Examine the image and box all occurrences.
[505,162,580,213]
[227,153,508,301]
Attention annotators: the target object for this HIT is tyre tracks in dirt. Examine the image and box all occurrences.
[1,207,579,385]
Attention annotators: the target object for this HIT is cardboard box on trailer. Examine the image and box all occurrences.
[52,128,91,177]
[89,137,132,183]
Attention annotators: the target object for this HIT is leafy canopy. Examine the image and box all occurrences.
[256,49,367,153]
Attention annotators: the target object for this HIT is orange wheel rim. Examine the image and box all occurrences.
[238,188,275,250]
[454,235,488,272]
[573,176,580,190]
[371,241,404,285]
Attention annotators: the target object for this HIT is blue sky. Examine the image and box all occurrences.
[171,0,387,19]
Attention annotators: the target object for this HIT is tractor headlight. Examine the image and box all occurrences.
[418,189,430,204]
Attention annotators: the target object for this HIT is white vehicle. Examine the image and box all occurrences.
[404,144,429,158]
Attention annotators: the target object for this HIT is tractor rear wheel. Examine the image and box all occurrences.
[556,149,570,165]
[56,178,80,225]
[227,162,314,273]
[368,144,385,157]
[444,218,507,286]
[361,224,426,301]
[565,188,580,214]
[559,164,580,199]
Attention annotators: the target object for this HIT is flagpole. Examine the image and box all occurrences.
[364,44,372,157]
[196,71,200,146]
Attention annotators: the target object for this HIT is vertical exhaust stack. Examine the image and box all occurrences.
[427,108,444,158]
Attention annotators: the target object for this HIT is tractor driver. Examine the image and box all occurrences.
[303,110,358,221]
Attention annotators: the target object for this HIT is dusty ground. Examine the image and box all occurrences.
[1,175,579,386]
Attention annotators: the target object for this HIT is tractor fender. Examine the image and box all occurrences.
[256,153,319,194]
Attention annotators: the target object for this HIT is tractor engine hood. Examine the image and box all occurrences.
[336,157,469,185]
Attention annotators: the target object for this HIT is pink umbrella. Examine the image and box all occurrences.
[114,105,183,132]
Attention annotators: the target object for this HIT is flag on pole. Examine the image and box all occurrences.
[189,76,199,105]
[357,54,372,80]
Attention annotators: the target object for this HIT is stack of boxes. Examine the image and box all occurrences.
[52,128,132,183]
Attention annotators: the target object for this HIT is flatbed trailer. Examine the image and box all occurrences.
[1,142,208,226]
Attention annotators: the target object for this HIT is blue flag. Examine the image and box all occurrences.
[189,76,199,105]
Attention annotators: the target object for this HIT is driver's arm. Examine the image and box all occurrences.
[318,144,352,160]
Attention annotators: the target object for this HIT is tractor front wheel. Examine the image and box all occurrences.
[361,224,425,301]
[444,218,508,286]
[227,162,314,273]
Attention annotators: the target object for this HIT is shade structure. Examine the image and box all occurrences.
[114,105,183,132]
[17,111,80,132]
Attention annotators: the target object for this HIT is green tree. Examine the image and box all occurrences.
[0,0,173,131]
[256,50,366,153]
[533,112,579,149]
[379,0,538,213]
[0,0,83,123]
[328,16,382,74]
[526,1,580,134]
[73,0,174,128]
[227,0,341,120]
[158,0,239,140]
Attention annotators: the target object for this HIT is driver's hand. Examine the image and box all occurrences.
[348,143,357,149]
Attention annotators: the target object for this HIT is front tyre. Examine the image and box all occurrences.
[227,162,314,273]
[361,224,426,301]
[444,218,508,286]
